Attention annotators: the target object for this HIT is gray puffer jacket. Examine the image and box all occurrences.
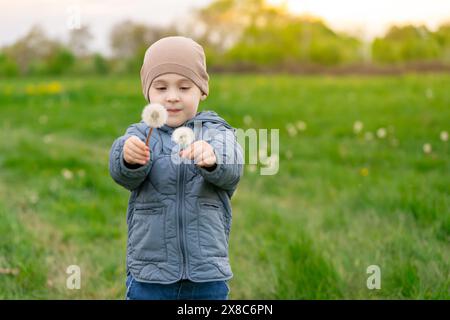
[109,111,244,284]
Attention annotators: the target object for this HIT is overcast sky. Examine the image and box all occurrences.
[1,0,449,54]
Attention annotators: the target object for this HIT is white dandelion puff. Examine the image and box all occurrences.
[423,143,432,154]
[376,128,387,139]
[247,164,257,173]
[142,103,168,128]
[425,88,433,100]
[141,103,168,146]
[440,131,448,142]
[286,123,297,137]
[296,121,307,131]
[172,127,195,149]
[61,168,73,180]
[353,121,363,134]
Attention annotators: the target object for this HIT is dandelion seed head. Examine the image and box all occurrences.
[286,123,297,137]
[296,121,307,131]
[61,168,73,180]
[142,103,168,128]
[353,121,363,134]
[423,143,432,154]
[440,131,448,142]
[172,127,195,149]
[376,128,387,139]
[243,115,253,126]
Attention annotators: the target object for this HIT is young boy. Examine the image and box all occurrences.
[109,36,244,300]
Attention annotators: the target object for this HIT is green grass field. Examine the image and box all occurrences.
[0,73,448,299]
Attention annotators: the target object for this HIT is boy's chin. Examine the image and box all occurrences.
[166,113,197,128]
[166,118,186,128]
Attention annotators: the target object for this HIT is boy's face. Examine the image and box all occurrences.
[149,73,204,128]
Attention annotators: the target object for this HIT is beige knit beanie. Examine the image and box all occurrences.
[140,36,209,102]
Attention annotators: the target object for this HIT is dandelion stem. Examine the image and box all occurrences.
[145,127,154,147]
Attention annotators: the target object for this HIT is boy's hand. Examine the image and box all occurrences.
[123,135,150,165]
[179,140,217,168]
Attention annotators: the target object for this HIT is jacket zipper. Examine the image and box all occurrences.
[178,163,187,279]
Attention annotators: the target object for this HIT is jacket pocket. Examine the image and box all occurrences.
[129,203,167,262]
[197,200,228,258]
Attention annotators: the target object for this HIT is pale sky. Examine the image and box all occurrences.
[0,0,449,54]
[274,0,450,40]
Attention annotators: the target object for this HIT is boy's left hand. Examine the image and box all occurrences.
[179,140,217,168]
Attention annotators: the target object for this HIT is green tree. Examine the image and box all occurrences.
[372,25,441,63]
[433,22,450,62]
[93,54,109,74]
[0,53,19,77]
[190,0,267,68]
[193,0,361,68]
[3,25,53,75]
[1,25,76,76]
[226,13,361,67]
[45,48,75,75]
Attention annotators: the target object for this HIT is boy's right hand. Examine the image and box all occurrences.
[123,135,150,165]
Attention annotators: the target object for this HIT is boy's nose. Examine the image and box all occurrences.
[165,88,180,102]
[167,97,180,102]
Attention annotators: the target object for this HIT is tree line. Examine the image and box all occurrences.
[0,0,448,77]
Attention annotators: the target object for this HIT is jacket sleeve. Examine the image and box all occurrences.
[198,125,244,196]
[109,123,152,191]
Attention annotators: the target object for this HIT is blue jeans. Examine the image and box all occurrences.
[125,274,230,300]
